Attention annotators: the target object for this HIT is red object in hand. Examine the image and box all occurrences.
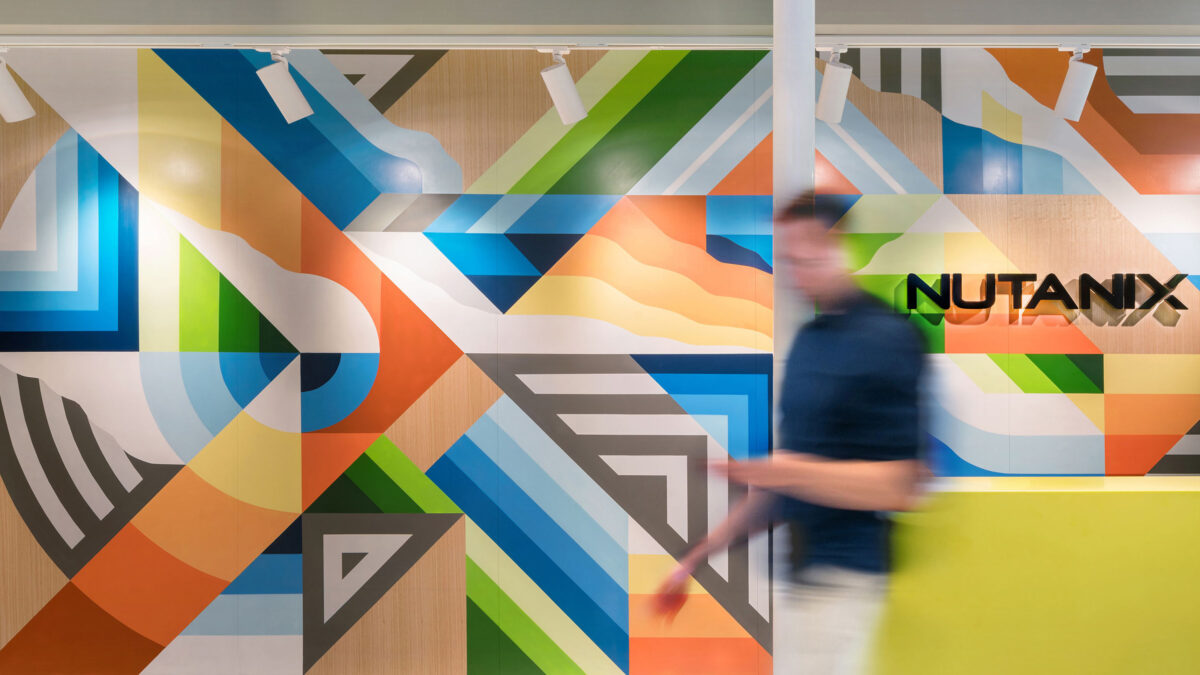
[651,566,691,621]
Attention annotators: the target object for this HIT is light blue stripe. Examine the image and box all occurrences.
[0,132,80,291]
[180,353,244,436]
[930,402,1104,475]
[439,438,628,632]
[424,195,502,233]
[821,69,940,194]
[489,396,628,548]
[139,352,215,463]
[424,232,540,276]
[0,132,65,273]
[466,194,541,233]
[705,196,772,235]
[288,50,463,194]
[815,120,894,194]
[672,394,750,459]
[676,97,772,196]
[629,53,773,196]
[1146,234,1200,273]
[467,405,628,591]
[181,594,302,636]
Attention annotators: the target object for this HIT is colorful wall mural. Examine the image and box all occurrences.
[0,44,1194,675]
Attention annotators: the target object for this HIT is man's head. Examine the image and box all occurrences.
[776,191,857,306]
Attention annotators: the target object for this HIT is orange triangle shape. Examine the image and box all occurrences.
[710,133,772,196]
[816,150,860,195]
[1105,435,1183,476]
[302,432,380,508]
[626,195,708,249]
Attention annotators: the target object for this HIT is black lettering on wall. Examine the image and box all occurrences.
[1027,273,1078,310]
[906,273,950,310]
[951,273,996,309]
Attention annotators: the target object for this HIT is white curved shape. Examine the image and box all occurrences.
[350,232,767,355]
[0,352,182,465]
[149,200,380,354]
[929,355,1102,437]
[4,48,138,185]
[244,359,301,432]
[287,50,464,194]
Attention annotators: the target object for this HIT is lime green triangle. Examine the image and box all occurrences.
[988,353,1061,393]
[1027,354,1102,394]
[842,233,903,271]
[179,238,220,351]
[363,435,461,514]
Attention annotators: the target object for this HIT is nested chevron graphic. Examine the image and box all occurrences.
[469,353,773,649]
[0,366,180,576]
[302,512,462,671]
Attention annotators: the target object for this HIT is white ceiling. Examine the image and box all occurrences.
[0,0,1197,38]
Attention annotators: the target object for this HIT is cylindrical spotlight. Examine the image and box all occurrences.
[1055,51,1097,122]
[0,58,35,123]
[816,49,852,125]
[256,53,314,124]
[541,54,587,125]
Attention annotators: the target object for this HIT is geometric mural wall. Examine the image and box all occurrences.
[0,43,1194,674]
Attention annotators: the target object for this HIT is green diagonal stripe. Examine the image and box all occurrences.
[1027,354,1103,394]
[467,556,584,675]
[509,50,688,194]
[989,353,1060,393]
[363,435,461,514]
[344,454,423,513]
[547,49,768,195]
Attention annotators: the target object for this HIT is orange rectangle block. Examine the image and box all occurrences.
[630,637,771,675]
[629,593,754,639]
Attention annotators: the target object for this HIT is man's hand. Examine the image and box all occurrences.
[711,453,824,490]
[651,563,693,621]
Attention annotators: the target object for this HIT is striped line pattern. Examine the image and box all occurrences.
[466,354,773,652]
[0,366,180,576]
[840,47,943,111]
[1103,49,1200,114]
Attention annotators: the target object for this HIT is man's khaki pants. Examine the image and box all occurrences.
[773,565,887,675]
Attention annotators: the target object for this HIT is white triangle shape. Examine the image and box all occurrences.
[322,533,411,622]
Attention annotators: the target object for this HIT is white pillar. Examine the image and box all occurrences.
[772,0,816,408]
[771,0,815,669]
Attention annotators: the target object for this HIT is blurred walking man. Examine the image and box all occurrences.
[655,191,927,674]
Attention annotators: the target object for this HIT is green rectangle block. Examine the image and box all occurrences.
[218,276,261,352]
[363,436,461,514]
[178,237,219,351]
[467,557,584,675]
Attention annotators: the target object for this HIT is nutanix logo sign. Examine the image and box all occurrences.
[906,273,1189,312]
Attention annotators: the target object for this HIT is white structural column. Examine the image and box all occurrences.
[771,0,814,669]
[773,0,816,379]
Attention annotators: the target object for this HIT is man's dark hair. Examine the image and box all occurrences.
[776,190,846,230]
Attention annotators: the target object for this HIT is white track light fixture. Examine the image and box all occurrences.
[540,49,587,125]
[816,46,852,125]
[256,49,314,124]
[1055,45,1097,122]
[0,50,35,123]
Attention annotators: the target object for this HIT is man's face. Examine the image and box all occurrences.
[777,217,844,302]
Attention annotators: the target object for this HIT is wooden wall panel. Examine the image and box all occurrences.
[818,58,944,192]
[0,72,70,227]
[308,519,466,675]
[951,195,1200,354]
[0,482,67,647]
[385,50,605,188]
[385,354,501,471]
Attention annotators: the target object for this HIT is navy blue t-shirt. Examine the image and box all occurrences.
[777,293,924,574]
